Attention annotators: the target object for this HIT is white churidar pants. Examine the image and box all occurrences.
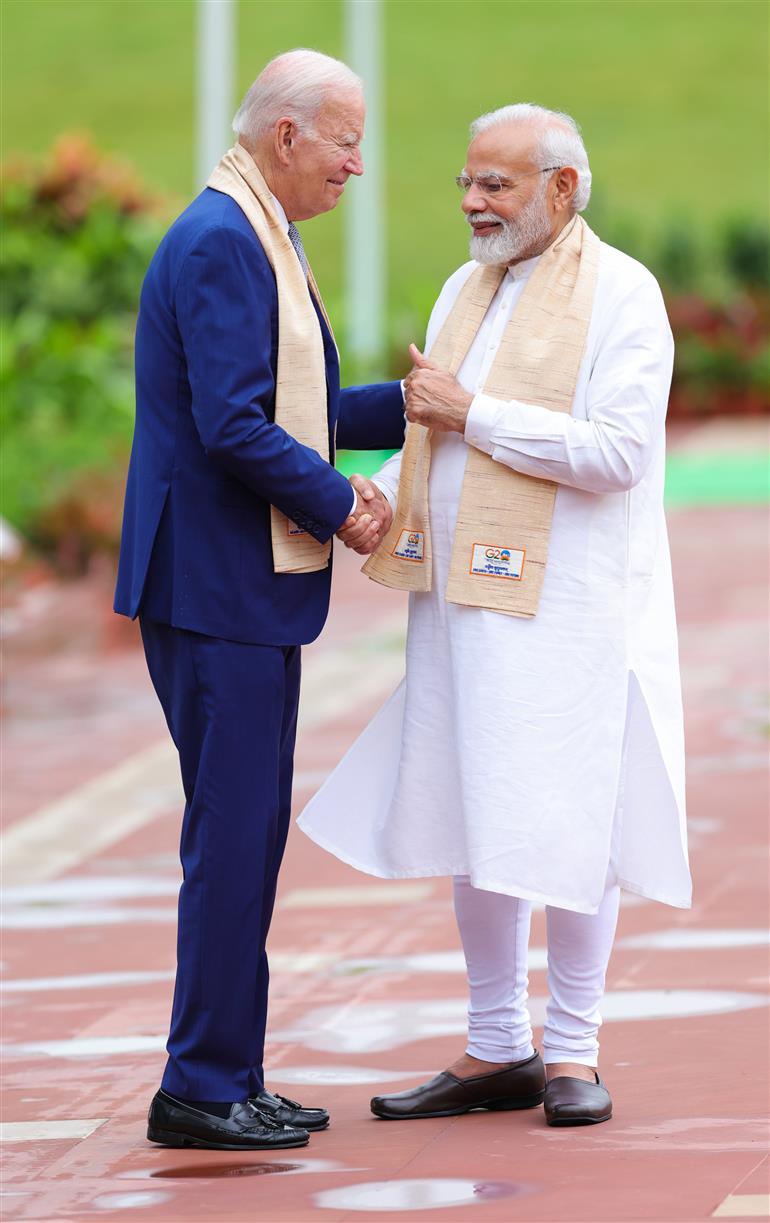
[453,873,621,1066]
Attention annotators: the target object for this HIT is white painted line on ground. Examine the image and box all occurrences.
[0,743,179,890]
[688,752,769,775]
[1,905,177,929]
[271,952,340,972]
[0,1119,107,1142]
[297,618,405,735]
[4,1035,167,1059]
[270,991,769,1054]
[1,617,405,888]
[0,952,357,995]
[7,989,766,1062]
[0,875,645,925]
[4,927,762,997]
[618,928,769,950]
[3,876,180,903]
[269,1065,440,1086]
[280,883,434,909]
[712,1195,770,1219]
[578,1117,770,1154]
[1,970,175,994]
[333,948,547,974]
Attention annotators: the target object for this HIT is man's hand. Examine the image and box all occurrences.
[403,343,473,432]
[336,473,393,555]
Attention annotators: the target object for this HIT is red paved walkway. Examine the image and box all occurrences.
[2,503,768,1222]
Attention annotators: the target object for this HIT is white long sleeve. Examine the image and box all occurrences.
[371,449,403,508]
[464,274,674,494]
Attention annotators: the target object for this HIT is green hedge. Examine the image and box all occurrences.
[1,137,164,560]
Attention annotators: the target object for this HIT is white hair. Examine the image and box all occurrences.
[233,49,363,142]
[470,103,592,212]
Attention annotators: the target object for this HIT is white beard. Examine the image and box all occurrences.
[469,181,553,266]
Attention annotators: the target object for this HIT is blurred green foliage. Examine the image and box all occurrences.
[0,138,165,559]
[722,222,770,293]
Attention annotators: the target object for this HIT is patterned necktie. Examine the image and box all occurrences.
[287,222,309,278]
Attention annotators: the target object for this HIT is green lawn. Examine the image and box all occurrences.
[664,450,770,506]
[3,0,768,357]
[337,448,770,506]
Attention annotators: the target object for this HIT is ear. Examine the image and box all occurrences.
[274,118,297,167]
[552,166,579,214]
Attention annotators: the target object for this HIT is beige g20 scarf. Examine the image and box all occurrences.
[207,144,334,574]
[364,215,600,617]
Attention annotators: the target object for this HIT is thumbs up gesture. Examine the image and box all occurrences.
[403,343,473,433]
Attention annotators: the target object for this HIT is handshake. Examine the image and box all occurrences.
[336,473,392,556]
[335,341,473,557]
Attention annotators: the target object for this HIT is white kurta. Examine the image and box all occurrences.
[299,241,692,915]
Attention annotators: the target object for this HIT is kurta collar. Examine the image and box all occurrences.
[506,253,541,282]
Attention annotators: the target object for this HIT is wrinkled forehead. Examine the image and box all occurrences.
[315,88,365,138]
[465,123,540,175]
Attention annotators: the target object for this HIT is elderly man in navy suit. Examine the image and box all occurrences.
[114,48,404,1150]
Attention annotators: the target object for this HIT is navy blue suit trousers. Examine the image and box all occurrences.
[141,618,300,1101]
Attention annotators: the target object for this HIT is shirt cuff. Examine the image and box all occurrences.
[371,478,398,511]
[464,393,502,455]
[348,486,358,518]
[400,379,407,403]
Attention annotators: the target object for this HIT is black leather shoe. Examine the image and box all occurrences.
[147,1089,310,1149]
[249,1089,330,1131]
[544,1072,612,1126]
[370,1051,545,1120]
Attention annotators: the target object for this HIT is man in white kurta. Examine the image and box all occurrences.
[299,103,692,1126]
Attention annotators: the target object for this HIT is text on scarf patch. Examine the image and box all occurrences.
[392,529,425,562]
[470,543,525,580]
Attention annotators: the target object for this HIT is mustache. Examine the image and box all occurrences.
[467,211,505,227]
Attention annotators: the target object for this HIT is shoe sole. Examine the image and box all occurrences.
[371,1090,546,1120]
[147,1126,310,1150]
[546,1111,612,1127]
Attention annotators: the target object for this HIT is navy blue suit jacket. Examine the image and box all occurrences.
[114,188,404,645]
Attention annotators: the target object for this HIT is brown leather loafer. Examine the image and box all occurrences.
[370,1051,545,1120]
[543,1072,612,1126]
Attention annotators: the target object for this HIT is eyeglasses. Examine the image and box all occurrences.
[454,167,561,195]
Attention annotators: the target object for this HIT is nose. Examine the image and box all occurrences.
[345,146,364,176]
[461,183,486,215]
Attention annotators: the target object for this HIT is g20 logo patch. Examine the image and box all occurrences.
[393,528,425,562]
[470,542,525,580]
[485,546,511,563]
